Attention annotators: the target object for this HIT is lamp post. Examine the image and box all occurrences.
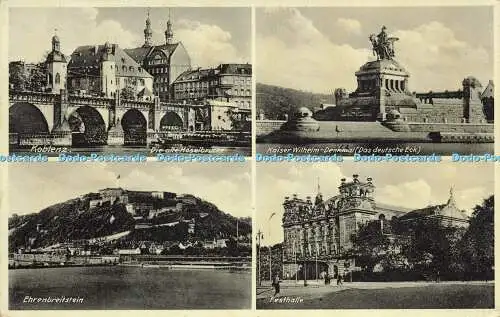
[303,256,307,286]
[315,248,318,283]
[268,213,276,283]
[256,229,263,286]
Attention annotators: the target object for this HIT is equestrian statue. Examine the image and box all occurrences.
[369,26,399,60]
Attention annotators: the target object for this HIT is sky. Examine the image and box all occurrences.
[9,163,251,218]
[256,163,494,246]
[256,7,493,93]
[9,7,251,68]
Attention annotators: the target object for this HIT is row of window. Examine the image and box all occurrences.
[149,57,167,65]
[154,85,169,92]
[150,67,168,74]
[154,77,169,83]
[71,76,145,87]
[221,76,251,85]
[106,64,144,74]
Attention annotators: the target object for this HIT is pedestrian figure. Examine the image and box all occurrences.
[272,273,281,296]
[436,270,440,283]
[337,274,343,286]
[335,125,342,136]
[324,272,329,285]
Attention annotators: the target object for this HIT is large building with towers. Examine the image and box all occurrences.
[281,174,469,279]
[125,11,191,101]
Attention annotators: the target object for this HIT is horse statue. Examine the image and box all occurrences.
[369,27,399,60]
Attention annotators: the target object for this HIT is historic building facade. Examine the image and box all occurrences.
[315,26,494,124]
[172,63,252,110]
[281,174,469,279]
[124,12,191,101]
[67,41,153,100]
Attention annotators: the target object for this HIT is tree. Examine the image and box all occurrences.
[29,63,48,92]
[226,109,251,132]
[460,195,494,279]
[9,62,29,91]
[120,85,136,100]
[397,218,466,278]
[9,61,47,92]
[351,219,408,272]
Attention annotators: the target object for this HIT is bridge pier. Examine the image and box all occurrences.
[51,131,72,147]
[51,120,72,146]
[146,129,157,146]
[107,122,124,146]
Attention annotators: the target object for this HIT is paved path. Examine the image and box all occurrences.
[257,281,494,309]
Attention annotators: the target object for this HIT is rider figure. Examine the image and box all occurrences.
[376,26,391,59]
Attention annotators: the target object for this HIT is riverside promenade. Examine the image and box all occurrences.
[257,280,494,309]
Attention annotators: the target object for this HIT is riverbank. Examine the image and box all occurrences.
[257,120,494,144]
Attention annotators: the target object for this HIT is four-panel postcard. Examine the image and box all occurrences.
[1,1,497,316]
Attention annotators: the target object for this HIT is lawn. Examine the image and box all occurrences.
[257,284,494,309]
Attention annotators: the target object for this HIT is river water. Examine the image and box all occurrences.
[11,145,251,157]
[9,266,251,309]
[257,142,493,156]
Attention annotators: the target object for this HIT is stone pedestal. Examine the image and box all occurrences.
[349,59,412,121]
[51,119,72,146]
[146,129,156,145]
[107,124,124,146]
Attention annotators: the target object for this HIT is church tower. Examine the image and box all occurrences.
[45,31,68,93]
[143,10,153,47]
[100,42,117,98]
[165,10,174,44]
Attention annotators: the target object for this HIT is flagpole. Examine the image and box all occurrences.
[316,248,318,283]
[294,242,297,284]
[282,242,284,280]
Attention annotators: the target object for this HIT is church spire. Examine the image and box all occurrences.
[314,176,323,206]
[52,28,60,52]
[165,8,174,44]
[143,9,153,47]
[447,185,456,207]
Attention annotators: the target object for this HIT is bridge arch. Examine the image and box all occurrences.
[68,106,107,146]
[121,109,147,145]
[159,111,184,131]
[9,102,50,134]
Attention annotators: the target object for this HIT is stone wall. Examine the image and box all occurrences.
[407,123,493,133]
[256,120,286,136]
[398,102,464,123]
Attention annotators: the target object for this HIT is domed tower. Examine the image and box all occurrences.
[337,175,376,249]
[100,42,116,97]
[314,177,323,206]
[338,175,375,208]
[143,10,153,47]
[45,31,68,93]
[165,10,174,44]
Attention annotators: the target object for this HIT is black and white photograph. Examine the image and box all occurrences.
[256,163,494,309]
[8,7,252,156]
[8,163,252,309]
[256,7,494,155]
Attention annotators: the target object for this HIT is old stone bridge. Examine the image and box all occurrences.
[9,90,208,146]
